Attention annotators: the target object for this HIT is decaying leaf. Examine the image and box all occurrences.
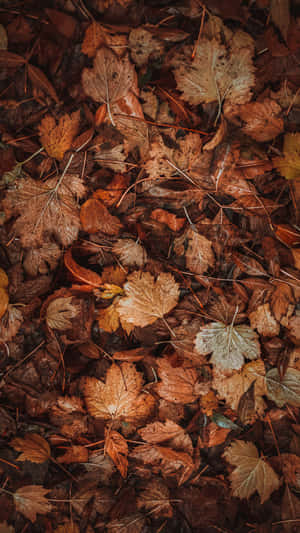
[97,298,121,333]
[46,296,79,330]
[56,445,88,464]
[54,522,80,533]
[117,271,179,331]
[249,303,280,337]
[13,485,52,522]
[0,306,23,342]
[137,479,173,518]
[80,198,122,235]
[224,440,280,503]
[195,321,261,370]
[274,133,300,180]
[185,229,215,276]
[131,444,194,485]
[84,362,155,429]
[129,27,164,67]
[39,111,80,160]
[113,239,147,268]
[23,242,61,277]
[156,358,209,404]
[105,429,128,477]
[266,367,300,407]
[0,267,9,320]
[11,433,51,463]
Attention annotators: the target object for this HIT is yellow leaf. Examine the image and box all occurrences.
[275,133,300,180]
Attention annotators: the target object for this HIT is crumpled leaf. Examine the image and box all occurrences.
[11,433,50,463]
[13,485,52,523]
[56,445,88,464]
[23,242,61,277]
[0,306,23,342]
[129,27,164,67]
[137,479,173,518]
[249,303,280,337]
[266,367,300,407]
[113,239,147,268]
[274,132,300,180]
[195,321,260,370]
[156,358,209,404]
[223,440,280,503]
[3,174,85,247]
[39,111,80,160]
[173,38,254,106]
[139,419,193,455]
[131,444,194,485]
[46,296,79,330]
[105,429,128,477]
[84,362,155,429]
[82,47,137,125]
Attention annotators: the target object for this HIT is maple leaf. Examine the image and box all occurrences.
[112,239,147,268]
[185,229,215,276]
[266,367,300,407]
[117,271,179,332]
[46,296,79,330]
[11,433,50,463]
[223,440,280,503]
[137,479,173,518]
[274,132,300,180]
[195,321,261,370]
[39,111,80,161]
[13,485,52,522]
[3,174,85,247]
[82,47,137,125]
[156,358,209,404]
[173,38,254,108]
[83,362,155,429]
[105,429,128,478]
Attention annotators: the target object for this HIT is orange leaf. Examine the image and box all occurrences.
[0,287,9,320]
[11,433,51,463]
[39,111,80,160]
[64,248,102,287]
[93,173,128,207]
[13,485,52,522]
[150,209,185,232]
[131,444,194,485]
[57,445,88,464]
[105,429,128,477]
[80,198,122,235]
[156,358,209,404]
[97,299,120,333]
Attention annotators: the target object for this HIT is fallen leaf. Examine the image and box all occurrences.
[64,248,102,287]
[249,303,280,336]
[185,229,215,276]
[13,485,52,522]
[156,358,209,404]
[46,296,79,330]
[271,0,290,42]
[27,64,59,103]
[57,445,88,464]
[223,440,280,503]
[54,522,80,533]
[11,433,50,463]
[105,429,128,477]
[80,198,122,235]
[117,271,179,331]
[84,362,155,429]
[195,322,261,370]
[0,306,23,342]
[39,111,80,160]
[106,514,146,533]
[129,27,164,67]
[93,173,128,207]
[274,132,300,180]
[81,22,127,58]
[0,287,9,320]
[266,367,300,407]
[137,479,173,518]
[139,419,193,455]
[150,209,185,232]
[0,522,14,533]
[228,99,284,142]
[131,444,194,485]
[23,242,61,277]
[97,299,120,333]
[270,282,295,323]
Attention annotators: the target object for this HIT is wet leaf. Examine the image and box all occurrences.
[13,485,52,522]
[11,433,51,463]
[39,111,80,160]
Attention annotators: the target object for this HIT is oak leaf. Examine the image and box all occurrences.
[13,485,52,522]
[11,433,50,463]
[46,297,79,331]
[83,362,155,429]
[137,479,173,518]
[3,174,85,247]
[223,440,280,503]
[39,111,80,160]
[195,321,260,370]
[105,429,128,478]
[266,367,300,407]
[82,47,137,125]
[173,39,254,106]
[117,271,179,331]
[274,132,300,180]
[156,358,209,404]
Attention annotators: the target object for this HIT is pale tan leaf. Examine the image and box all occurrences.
[185,229,215,275]
[156,358,209,404]
[46,297,79,330]
[0,306,23,342]
[84,362,155,429]
[266,367,300,407]
[11,433,50,463]
[224,440,280,503]
[195,321,260,370]
[113,239,147,268]
[117,271,179,330]
[14,485,52,523]
[137,479,173,518]
[129,28,164,67]
[173,39,254,106]
[249,303,280,337]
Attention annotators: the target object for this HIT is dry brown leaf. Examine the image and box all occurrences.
[106,514,146,533]
[82,47,137,125]
[0,306,23,342]
[213,360,267,417]
[137,479,173,518]
[202,422,231,448]
[84,362,155,429]
[54,521,80,533]
[13,485,52,522]
[266,367,300,407]
[131,444,194,485]
[46,296,79,330]
[3,174,85,247]
[228,99,284,142]
[271,282,295,323]
[11,433,50,463]
[0,522,14,533]
[139,419,193,455]
[105,429,128,477]
[195,321,261,370]
[94,143,127,172]
[150,209,185,232]
[0,287,9,321]
[93,173,128,207]
[97,299,120,333]
[80,198,122,235]
[223,440,280,503]
[81,21,127,57]
[173,38,254,106]
[249,303,280,337]
[111,92,149,157]
[185,229,215,276]
[117,271,179,332]
[39,111,80,160]
[57,445,88,464]
[129,27,164,67]
[71,486,114,516]
[23,242,61,277]
[156,358,209,404]
[113,239,147,268]
[271,0,290,42]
